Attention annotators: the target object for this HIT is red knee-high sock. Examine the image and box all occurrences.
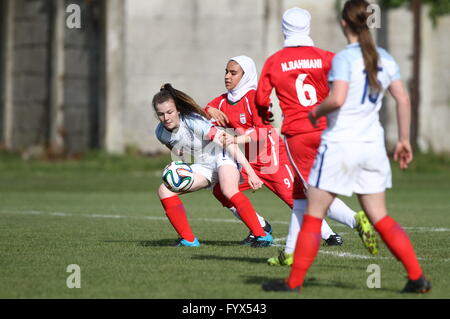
[160,195,195,242]
[287,215,322,289]
[229,192,265,237]
[374,216,422,280]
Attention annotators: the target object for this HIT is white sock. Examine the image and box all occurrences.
[285,199,337,254]
[327,198,357,228]
[229,207,266,227]
[320,220,335,240]
[284,199,306,254]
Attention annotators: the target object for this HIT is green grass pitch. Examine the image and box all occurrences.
[0,151,449,299]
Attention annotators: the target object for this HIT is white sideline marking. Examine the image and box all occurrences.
[271,237,428,261]
[1,210,447,262]
[328,223,450,233]
[404,226,450,232]
[272,236,386,260]
[1,210,449,233]
[318,250,388,260]
[0,210,289,225]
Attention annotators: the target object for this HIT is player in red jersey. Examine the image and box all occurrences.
[205,55,347,247]
[263,0,430,293]
[255,7,377,264]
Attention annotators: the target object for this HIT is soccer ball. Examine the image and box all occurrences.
[162,161,194,193]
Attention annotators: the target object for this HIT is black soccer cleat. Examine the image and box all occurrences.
[262,279,301,293]
[240,221,273,246]
[263,221,273,235]
[241,233,255,246]
[401,274,431,293]
[323,233,343,246]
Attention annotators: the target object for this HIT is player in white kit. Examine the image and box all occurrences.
[155,83,273,247]
[263,0,430,293]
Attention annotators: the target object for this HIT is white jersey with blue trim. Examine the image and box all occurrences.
[156,113,224,167]
[322,43,401,143]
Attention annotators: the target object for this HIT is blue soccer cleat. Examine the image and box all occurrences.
[241,221,273,246]
[175,237,200,247]
[251,231,273,248]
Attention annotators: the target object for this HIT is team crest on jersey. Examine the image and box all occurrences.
[239,113,246,124]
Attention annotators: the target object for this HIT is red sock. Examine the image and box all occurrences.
[287,215,322,288]
[160,195,195,242]
[374,216,422,280]
[230,192,265,237]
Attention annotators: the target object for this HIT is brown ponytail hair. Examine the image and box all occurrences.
[342,0,381,92]
[152,83,208,118]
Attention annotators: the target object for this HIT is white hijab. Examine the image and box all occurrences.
[282,8,315,47]
[227,55,258,103]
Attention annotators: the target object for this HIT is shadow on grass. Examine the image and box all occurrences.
[191,254,266,264]
[102,239,176,247]
[243,275,359,290]
[197,240,241,247]
[102,239,241,247]
[244,276,403,293]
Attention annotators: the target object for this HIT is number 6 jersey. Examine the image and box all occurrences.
[255,46,335,136]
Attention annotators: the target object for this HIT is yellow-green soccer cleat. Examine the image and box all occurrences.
[267,250,293,266]
[355,211,379,255]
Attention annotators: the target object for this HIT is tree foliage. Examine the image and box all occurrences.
[383,0,450,25]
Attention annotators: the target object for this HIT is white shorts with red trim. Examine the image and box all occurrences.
[308,140,392,196]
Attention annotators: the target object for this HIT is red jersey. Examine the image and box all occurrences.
[255,46,335,136]
[206,90,283,168]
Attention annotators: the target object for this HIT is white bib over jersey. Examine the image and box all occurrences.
[321,43,401,143]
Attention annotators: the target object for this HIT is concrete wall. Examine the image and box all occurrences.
[0,0,6,142]
[117,0,276,154]
[113,0,377,154]
[2,0,449,154]
[0,0,103,154]
[419,8,450,153]
[382,7,414,150]
[115,0,348,154]
[383,6,450,153]
[11,0,51,149]
[63,0,102,153]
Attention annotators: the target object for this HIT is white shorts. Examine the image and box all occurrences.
[308,140,392,197]
[191,155,238,187]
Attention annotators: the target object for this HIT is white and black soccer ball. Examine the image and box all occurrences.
[161,161,194,193]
